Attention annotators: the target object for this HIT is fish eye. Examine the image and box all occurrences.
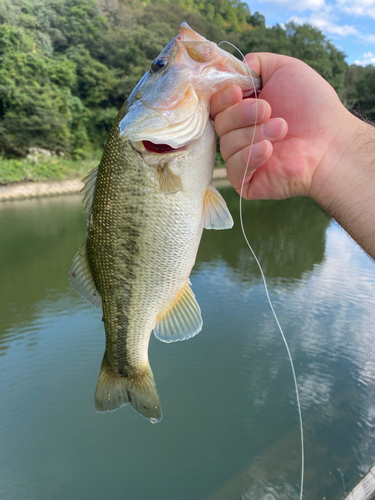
[151,57,168,73]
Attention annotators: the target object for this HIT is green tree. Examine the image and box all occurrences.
[237,21,347,95]
[0,23,85,157]
[0,0,360,161]
[286,23,347,95]
[178,0,251,32]
[350,65,375,120]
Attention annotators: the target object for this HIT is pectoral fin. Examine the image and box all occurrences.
[153,280,202,343]
[159,164,183,194]
[69,241,102,309]
[203,184,234,229]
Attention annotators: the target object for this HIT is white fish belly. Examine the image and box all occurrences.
[124,173,204,366]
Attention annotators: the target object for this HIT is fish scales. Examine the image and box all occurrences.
[69,22,261,423]
[90,103,207,419]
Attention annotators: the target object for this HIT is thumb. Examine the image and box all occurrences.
[244,52,295,85]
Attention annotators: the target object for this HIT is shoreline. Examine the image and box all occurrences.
[0,168,229,202]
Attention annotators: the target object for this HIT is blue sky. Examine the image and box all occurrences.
[246,0,375,65]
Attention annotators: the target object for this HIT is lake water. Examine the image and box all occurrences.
[1,188,375,500]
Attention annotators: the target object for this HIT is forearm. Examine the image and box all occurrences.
[312,113,375,259]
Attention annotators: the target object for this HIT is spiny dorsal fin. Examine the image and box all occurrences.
[81,165,99,214]
[159,164,183,194]
[153,280,202,343]
[69,241,102,309]
[203,184,234,230]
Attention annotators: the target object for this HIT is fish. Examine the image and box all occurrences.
[69,22,261,423]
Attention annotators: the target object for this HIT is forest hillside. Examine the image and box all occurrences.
[0,0,373,172]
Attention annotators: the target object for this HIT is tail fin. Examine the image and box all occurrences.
[94,361,162,423]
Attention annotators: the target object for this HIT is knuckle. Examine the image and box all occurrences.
[241,145,252,166]
[226,156,235,179]
[220,134,230,160]
[210,95,220,119]
[214,116,225,137]
[248,125,260,145]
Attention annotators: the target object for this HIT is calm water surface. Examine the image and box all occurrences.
[1,189,375,500]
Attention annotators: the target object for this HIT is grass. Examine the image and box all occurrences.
[0,151,101,185]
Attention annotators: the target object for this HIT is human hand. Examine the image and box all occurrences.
[211,53,357,201]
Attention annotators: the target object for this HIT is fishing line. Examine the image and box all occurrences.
[218,41,304,500]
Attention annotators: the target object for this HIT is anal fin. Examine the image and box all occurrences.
[153,280,202,343]
[203,184,234,230]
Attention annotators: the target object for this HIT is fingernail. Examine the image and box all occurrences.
[263,119,286,140]
[246,102,264,122]
[222,87,236,105]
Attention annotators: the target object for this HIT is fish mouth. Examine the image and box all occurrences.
[243,88,261,98]
[142,141,185,154]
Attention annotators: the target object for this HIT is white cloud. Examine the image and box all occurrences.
[337,0,375,18]
[289,13,359,36]
[358,33,375,43]
[249,0,375,63]
[354,51,375,65]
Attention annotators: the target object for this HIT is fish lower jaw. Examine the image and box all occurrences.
[243,89,259,98]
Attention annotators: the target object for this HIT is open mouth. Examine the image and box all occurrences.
[142,141,183,154]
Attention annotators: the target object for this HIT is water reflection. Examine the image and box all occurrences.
[0,195,87,350]
[197,189,329,283]
[204,222,375,500]
[0,191,375,500]
[0,191,329,349]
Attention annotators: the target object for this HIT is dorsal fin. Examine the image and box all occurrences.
[203,184,234,230]
[153,280,202,343]
[69,241,102,309]
[81,165,99,214]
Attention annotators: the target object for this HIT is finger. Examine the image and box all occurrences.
[220,118,287,162]
[244,52,295,86]
[210,84,243,120]
[226,140,273,191]
[215,98,271,137]
[243,53,261,76]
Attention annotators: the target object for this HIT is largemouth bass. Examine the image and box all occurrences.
[69,23,261,423]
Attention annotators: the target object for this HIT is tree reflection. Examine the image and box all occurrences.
[0,196,87,350]
[197,187,330,283]
[0,188,330,351]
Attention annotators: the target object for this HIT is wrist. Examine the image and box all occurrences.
[311,110,375,257]
[310,109,362,203]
